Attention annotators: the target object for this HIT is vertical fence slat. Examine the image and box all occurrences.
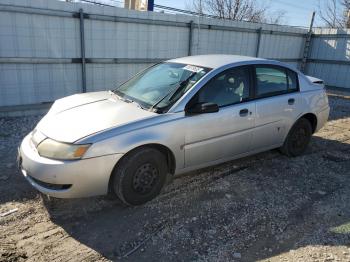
[188,20,194,56]
[79,8,87,93]
[255,27,262,57]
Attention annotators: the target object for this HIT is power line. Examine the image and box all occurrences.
[107,0,124,5]
[154,3,308,28]
[154,4,218,18]
[78,0,123,7]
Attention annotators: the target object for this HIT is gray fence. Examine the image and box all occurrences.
[0,0,348,116]
[307,28,350,90]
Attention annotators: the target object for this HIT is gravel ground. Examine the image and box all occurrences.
[0,92,350,262]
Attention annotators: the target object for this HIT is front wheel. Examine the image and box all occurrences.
[280,118,312,157]
[111,147,168,206]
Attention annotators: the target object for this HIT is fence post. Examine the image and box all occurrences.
[188,20,194,56]
[300,11,315,72]
[79,8,87,93]
[255,27,262,57]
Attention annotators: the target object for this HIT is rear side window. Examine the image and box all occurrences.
[255,66,299,97]
[287,69,298,91]
[255,67,287,97]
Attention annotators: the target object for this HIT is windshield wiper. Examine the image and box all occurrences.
[110,90,145,109]
[149,71,197,112]
[131,100,145,109]
[110,90,126,101]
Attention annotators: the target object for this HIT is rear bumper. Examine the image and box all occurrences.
[316,106,330,132]
[19,134,123,198]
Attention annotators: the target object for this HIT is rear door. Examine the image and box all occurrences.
[252,65,302,150]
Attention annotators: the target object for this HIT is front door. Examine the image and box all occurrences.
[183,66,255,168]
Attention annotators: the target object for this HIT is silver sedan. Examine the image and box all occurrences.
[19,55,330,205]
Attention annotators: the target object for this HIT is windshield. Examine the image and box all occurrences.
[113,62,211,112]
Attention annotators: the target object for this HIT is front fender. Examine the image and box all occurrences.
[81,113,186,170]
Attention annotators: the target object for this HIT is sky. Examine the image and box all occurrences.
[154,0,323,28]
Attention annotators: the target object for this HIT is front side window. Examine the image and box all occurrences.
[192,67,251,107]
[255,66,299,97]
[114,62,211,112]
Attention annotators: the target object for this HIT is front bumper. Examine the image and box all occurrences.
[19,134,123,198]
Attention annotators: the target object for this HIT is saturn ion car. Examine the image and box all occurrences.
[19,55,330,205]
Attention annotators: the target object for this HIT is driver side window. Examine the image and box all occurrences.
[194,66,251,107]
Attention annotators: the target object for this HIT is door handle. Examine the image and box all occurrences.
[239,108,249,117]
[288,98,295,105]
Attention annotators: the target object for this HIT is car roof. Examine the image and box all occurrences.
[167,54,267,69]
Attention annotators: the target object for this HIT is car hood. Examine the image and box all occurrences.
[36,91,156,143]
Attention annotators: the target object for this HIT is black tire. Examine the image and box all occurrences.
[280,118,312,157]
[111,147,168,206]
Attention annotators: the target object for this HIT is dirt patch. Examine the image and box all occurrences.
[1,92,350,262]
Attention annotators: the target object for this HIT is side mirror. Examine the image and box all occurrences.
[186,102,219,115]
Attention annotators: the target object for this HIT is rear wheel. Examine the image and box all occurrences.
[111,147,168,206]
[280,118,312,157]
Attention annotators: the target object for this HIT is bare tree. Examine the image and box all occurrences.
[262,9,287,25]
[319,0,350,28]
[188,0,286,24]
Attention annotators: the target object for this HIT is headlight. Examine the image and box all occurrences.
[37,139,91,160]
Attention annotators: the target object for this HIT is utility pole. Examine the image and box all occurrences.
[147,0,154,11]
